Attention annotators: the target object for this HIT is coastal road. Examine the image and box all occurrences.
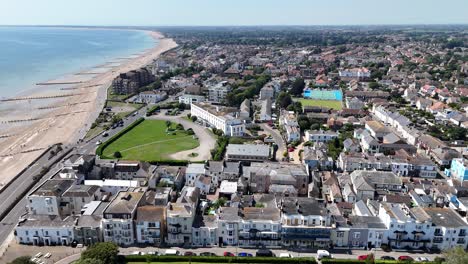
[118,246,442,261]
[260,123,286,161]
[0,146,73,248]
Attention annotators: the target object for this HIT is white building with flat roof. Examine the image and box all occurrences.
[191,103,245,137]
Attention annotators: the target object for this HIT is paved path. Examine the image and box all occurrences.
[54,253,81,264]
[149,114,216,161]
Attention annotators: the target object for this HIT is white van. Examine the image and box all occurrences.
[164,249,180,256]
[316,250,331,260]
[279,253,293,258]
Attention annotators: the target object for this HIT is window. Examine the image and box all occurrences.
[337,231,344,238]
[354,233,361,239]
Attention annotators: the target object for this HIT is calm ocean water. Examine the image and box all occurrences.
[0,27,156,97]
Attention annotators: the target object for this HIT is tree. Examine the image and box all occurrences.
[298,119,310,132]
[8,257,34,264]
[213,197,227,209]
[113,151,122,158]
[291,78,305,96]
[176,123,184,130]
[165,120,172,128]
[191,116,198,122]
[277,91,293,109]
[443,246,468,264]
[80,242,119,264]
[178,102,186,110]
[151,79,162,90]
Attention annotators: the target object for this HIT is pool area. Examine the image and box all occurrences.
[303,89,343,101]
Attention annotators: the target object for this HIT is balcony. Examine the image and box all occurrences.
[459,232,466,237]
[457,239,466,244]
[168,228,181,234]
[432,238,443,244]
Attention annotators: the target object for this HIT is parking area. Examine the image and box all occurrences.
[0,242,84,264]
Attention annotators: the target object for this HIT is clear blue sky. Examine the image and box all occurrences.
[1,0,467,26]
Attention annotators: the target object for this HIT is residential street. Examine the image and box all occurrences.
[260,123,285,161]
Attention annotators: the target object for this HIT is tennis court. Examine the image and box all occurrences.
[303,89,343,101]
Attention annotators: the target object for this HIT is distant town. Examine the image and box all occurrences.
[2,25,468,263]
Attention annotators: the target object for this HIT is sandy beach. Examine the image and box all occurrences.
[0,30,177,189]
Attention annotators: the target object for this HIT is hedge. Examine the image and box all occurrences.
[96,117,145,157]
[123,255,316,264]
[321,259,438,264]
[148,160,190,166]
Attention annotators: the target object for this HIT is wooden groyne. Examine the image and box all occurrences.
[36,81,83,85]
[0,93,83,102]
[0,147,45,158]
[74,72,100,76]
[37,100,91,110]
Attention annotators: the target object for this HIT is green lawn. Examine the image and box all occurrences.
[298,98,343,110]
[101,120,199,161]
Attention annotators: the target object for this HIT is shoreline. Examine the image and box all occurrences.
[0,29,177,189]
[0,27,160,100]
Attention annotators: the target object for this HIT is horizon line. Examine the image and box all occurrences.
[1,23,468,28]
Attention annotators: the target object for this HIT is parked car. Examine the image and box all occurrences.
[317,250,331,260]
[184,251,197,256]
[256,249,274,257]
[164,249,180,256]
[223,252,235,257]
[398,256,414,261]
[358,254,373,261]
[380,256,395,260]
[415,256,430,262]
[200,252,216,257]
[238,252,253,257]
[102,132,109,137]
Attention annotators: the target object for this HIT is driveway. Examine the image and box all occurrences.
[148,114,216,161]
[260,123,286,161]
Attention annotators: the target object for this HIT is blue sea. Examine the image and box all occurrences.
[0,27,157,97]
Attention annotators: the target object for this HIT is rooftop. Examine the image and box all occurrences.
[104,191,144,215]
[226,144,270,157]
[424,208,468,228]
[136,205,165,222]
[31,179,75,197]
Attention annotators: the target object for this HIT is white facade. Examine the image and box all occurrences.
[339,68,371,78]
[136,221,162,245]
[102,218,135,246]
[16,217,75,246]
[305,130,338,143]
[137,91,167,104]
[179,94,206,105]
[191,103,245,137]
[208,81,231,103]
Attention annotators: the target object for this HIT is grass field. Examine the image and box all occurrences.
[298,98,343,110]
[101,120,199,161]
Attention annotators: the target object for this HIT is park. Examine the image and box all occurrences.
[100,119,199,162]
